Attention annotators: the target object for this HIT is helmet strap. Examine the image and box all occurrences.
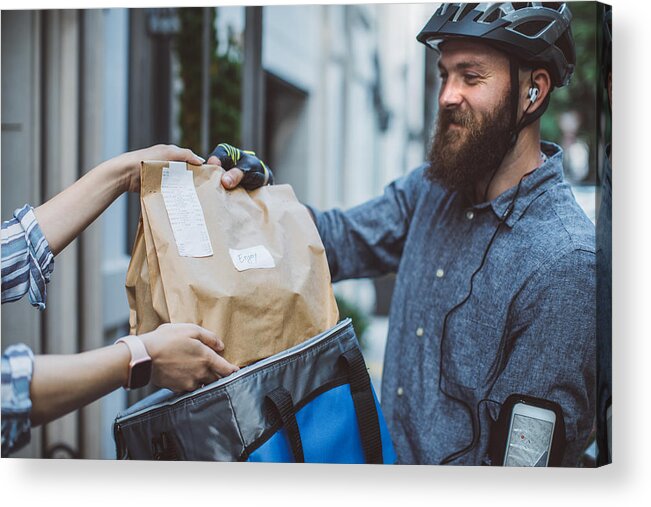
[481,57,525,202]
[483,59,548,202]
[508,57,521,147]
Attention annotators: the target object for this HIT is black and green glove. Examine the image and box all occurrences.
[207,143,274,191]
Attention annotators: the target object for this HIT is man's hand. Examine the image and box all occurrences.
[206,143,274,191]
[139,323,239,393]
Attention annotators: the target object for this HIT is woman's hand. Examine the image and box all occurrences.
[109,144,206,194]
[28,322,238,427]
[33,144,205,256]
[139,323,239,393]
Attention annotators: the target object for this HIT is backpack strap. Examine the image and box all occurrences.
[151,431,181,460]
[340,348,384,464]
[265,386,305,463]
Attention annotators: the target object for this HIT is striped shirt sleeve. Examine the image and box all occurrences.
[1,204,55,309]
[1,344,34,456]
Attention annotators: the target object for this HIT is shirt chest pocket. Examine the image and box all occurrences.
[441,305,505,390]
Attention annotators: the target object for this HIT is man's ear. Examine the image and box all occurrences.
[520,68,552,115]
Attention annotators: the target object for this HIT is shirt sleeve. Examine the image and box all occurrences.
[1,204,55,310]
[306,165,428,282]
[481,247,597,467]
[1,343,35,456]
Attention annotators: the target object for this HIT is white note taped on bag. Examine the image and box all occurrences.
[229,245,275,271]
[161,162,213,257]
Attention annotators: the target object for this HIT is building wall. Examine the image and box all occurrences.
[262,3,436,314]
[1,9,44,459]
[1,8,132,459]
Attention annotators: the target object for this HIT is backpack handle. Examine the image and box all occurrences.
[265,386,305,463]
[340,348,384,464]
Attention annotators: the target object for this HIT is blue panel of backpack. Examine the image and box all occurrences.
[247,383,397,464]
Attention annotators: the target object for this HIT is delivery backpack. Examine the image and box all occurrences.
[113,319,397,463]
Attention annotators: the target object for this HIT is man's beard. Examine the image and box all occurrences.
[426,94,513,198]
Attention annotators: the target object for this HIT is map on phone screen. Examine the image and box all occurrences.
[505,414,554,466]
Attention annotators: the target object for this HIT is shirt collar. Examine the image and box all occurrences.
[471,142,565,228]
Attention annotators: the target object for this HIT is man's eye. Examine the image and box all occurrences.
[464,74,480,83]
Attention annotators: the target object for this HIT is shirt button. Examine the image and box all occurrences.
[466,210,475,220]
[416,327,424,337]
[436,268,445,278]
[397,387,404,396]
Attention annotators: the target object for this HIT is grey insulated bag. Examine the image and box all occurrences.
[113,319,397,463]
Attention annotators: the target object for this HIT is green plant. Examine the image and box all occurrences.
[176,7,243,153]
[335,294,371,349]
[541,2,598,183]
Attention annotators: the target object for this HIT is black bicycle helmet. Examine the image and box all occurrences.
[417,2,576,88]
[418,3,576,147]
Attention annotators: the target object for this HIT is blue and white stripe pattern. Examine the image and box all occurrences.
[1,204,54,309]
[1,204,53,455]
[1,344,35,456]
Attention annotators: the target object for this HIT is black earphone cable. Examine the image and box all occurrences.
[438,168,536,465]
[440,398,503,465]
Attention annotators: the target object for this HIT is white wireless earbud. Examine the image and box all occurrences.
[528,87,540,104]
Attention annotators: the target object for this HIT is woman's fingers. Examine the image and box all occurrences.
[162,144,205,165]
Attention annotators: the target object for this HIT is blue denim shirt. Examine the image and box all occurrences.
[596,147,612,464]
[310,142,596,466]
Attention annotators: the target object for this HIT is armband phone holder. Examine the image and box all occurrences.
[489,393,566,467]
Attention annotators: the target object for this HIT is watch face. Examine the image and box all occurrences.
[130,359,153,389]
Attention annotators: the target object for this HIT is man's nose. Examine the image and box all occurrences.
[439,79,463,109]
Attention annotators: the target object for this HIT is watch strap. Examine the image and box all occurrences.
[115,336,152,389]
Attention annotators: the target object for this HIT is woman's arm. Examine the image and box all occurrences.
[29,342,131,426]
[29,323,238,427]
[34,144,205,256]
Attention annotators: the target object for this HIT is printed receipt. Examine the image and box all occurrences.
[161,162,213,257]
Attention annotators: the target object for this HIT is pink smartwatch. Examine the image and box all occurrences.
[115,336,152,390]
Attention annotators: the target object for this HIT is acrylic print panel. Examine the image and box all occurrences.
[1,1,610,469]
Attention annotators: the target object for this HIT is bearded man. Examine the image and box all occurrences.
[208,3,596,466]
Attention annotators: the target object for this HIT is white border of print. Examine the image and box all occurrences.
[1,0,649,506]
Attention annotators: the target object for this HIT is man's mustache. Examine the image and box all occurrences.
[438,107,475,130]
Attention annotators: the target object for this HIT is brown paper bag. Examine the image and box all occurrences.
[125,219,162,335]
[125,161,339,366]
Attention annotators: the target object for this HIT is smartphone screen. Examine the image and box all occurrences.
[504,410,555,467]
